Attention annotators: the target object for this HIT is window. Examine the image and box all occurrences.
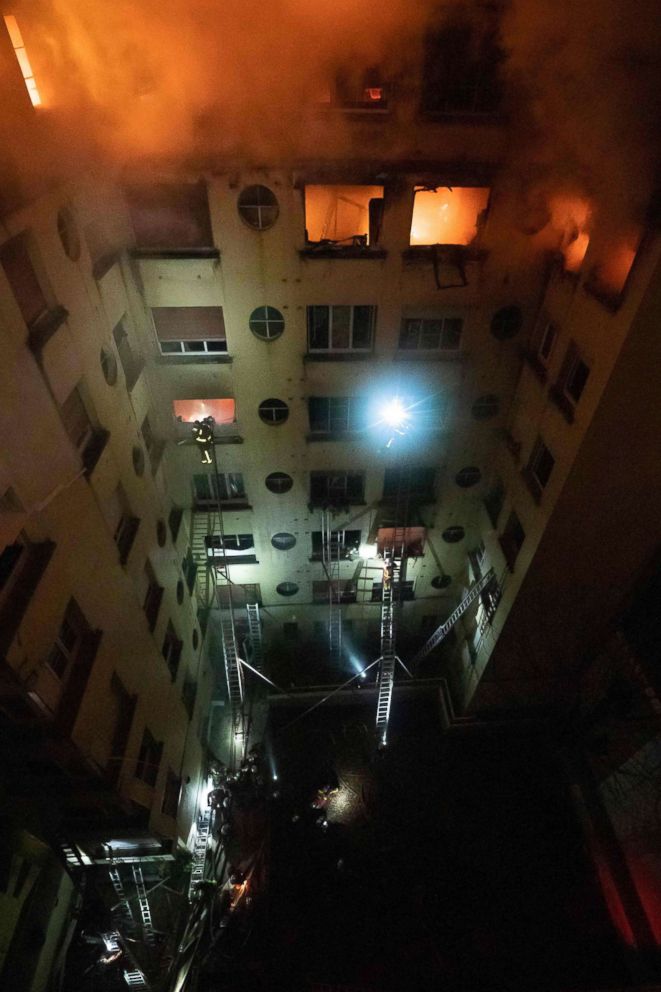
[143,561,163,632]
[310,471,364,504]
[471,394,500,420]
[112,318,143,391]
[173,398,235,426]
[100,344,118,386]
[308,396,368,434]
[311,529,361,559]
[151,306,227,355]
[484,478,505,528]
[162,769,182,818]
[258,398,289,425]
[265,472,293,494]
[217,583,261,607]
[383,467,435,502]
[135,728,162,787]
[127,182,213,251]
[0,234,48,326]
[304,186,384,246]
[525,437,555,498]
[271,532,296,550]
[169,507,183,542]
[283,622,299,640]
[399,317,463,351]
[3,16,41,106]
[556,343,590,406]
[320,66,388,111]
[499,510,525,571]
[141,413,161,471]
[249,306,285,341]
[60,385,94,455]
[276,582,298,597]
[182,678,197,718]
[182,548,197,593]
[537,320,557,365]
[193,473,246,506]
[313,580,357,604]
[442,526,465,544]
[422,17,503,116]
[237,185,279,230]
[410,187,490,246]
[455,466,481,488]
[307,305,375,352]
[205,534,256,563]
[371,581,415,602]
[107,485,140,565]
[47,600,86,680]
[490,305,523,341]
[162,621,183,681]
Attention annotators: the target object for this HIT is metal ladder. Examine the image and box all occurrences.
[410,568,497,666]
[321,509,342,661]
[375,551,401,746]
[123,969,149,989]
[190,508,215,608]
[188,807,212,898]
[246,602,263,671]
[131,865,156,946]
[108,866,136,934]
[220,603,244,735]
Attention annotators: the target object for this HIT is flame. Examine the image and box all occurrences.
[548,195,591,272]
[173,399,235,424]
[409,187,490,246]
[305,185,383,243]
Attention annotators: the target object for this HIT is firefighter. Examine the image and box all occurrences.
[192,416,215,464]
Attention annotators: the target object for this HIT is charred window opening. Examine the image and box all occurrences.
[422,16,503,117]
[304,185,385,252]
[585,232,641,310]
[319,66,388,112]
[410,186,490,247]
[126,182,214,254]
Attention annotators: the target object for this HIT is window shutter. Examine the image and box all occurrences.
[152,306,226,342]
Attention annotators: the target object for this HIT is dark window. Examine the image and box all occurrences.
[431,574,452,590]
[265,472,293,494]
[500,510,526,571]
[484,479,505,527]
[113,317,143,391]
[182,678,197,718]
[182,548,197,593]
[143,561,164,632]
[490,306,522,341]
[100,344,118,385]
[308,396,368,433]
[307,305,375,352]
[152,306,227,355]
[0,235,48,326]
[162,621,183,681]
[422,17,503,117]
[60,385,94,454]
[537,320,557,363]
[558,343,590,404]
[249,306,285,341]
[127,182,213,250]
[310,471,364,504]
[399,317,463,350]
[217,583,261,608]
[383,467,435,501]
[47,599,86,680]
[471,394,500,420]
[0,543,24,590]
[311,529,361,558]
[283,622,299,640]
[193,472,246,505]
[528,437,555,492]
[238,185,279,230]
[313,580,357,604]
[271,532,296,550]
[371,580,415,602]
[455,466,481,488]
[258,398,289,425]
[135,728,162,787]
[115,506,140,566]
[169,507,183,542]
[162,769,182,818]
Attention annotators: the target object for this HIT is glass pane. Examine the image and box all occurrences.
[309,398,328,432]
[420,320,442,348]
[206,340,227,352]
[183,340,205,352]
[346,474,363,499]
[194,474,212,500]
[329,398,349,432]
[228,473,245,497]
[351,306,373,349]
[331,307,351,349]
[160,340,182,353]
[399,320,420,349]
[309,307,329,349]
[442,318,463,348]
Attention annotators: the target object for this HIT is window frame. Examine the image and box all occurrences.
[309,470,365,505]
[46,603,85,681]
[308,396,367,434]
[193,472,246,506]
[398,316,463,352]
[307,305,375,354]
[205,533,256,564]
[161,620,183,681]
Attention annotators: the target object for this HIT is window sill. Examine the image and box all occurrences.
[156,354,233,365]
[520,465,543,504]
[28,306,69,354]
[519,347,548,385]
[179,435,244,446]
[394,350,463,362]
[83,429,110,477]
[299,246,387,260]
[548,384,576,424]
[130,247,220,260]
[304,352,374,362]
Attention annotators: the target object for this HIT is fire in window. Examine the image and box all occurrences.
[173,399,235,425]
[410,187,490,246]
[305,186,384,247]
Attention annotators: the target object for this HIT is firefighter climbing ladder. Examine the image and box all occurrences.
[410,567,497,666]
[246,602,263,671]
[131,864,156,946]
[188,807,212,899]
[321,509,343,661]
[375,532,406,746]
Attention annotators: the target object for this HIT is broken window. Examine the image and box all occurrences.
[305,186,384,247]
[410,187,490,246]
[313,580,358,604]
[422,16,503,117]
[173,398,235,425]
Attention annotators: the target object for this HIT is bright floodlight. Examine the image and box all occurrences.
[381,396,409,428]
[359,542,377,560]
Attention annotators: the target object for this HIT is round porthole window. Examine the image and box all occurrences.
[100,345,117,386]
[176,579,184,604]
[259,398,289,425]
[193,629,199,650]
[132,445,145,477]
[271,532,296,550]
[249,306,285,341]
[471,395,500,420]
[57,207,81,261]
[265,472,293,494]
[490,305,522,341]
[156,520,167,547]
[442,526,465,544]
[238,185,279,231]
[455,466,482,488]
[431,575,452,589]
[276,581,299,597]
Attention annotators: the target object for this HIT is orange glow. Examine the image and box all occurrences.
[3,15,42,107]
[173,399,235,424]
[409,187,490,246]
[592,242,637,297]
[305,185,384,244]
[548,196,591,272]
